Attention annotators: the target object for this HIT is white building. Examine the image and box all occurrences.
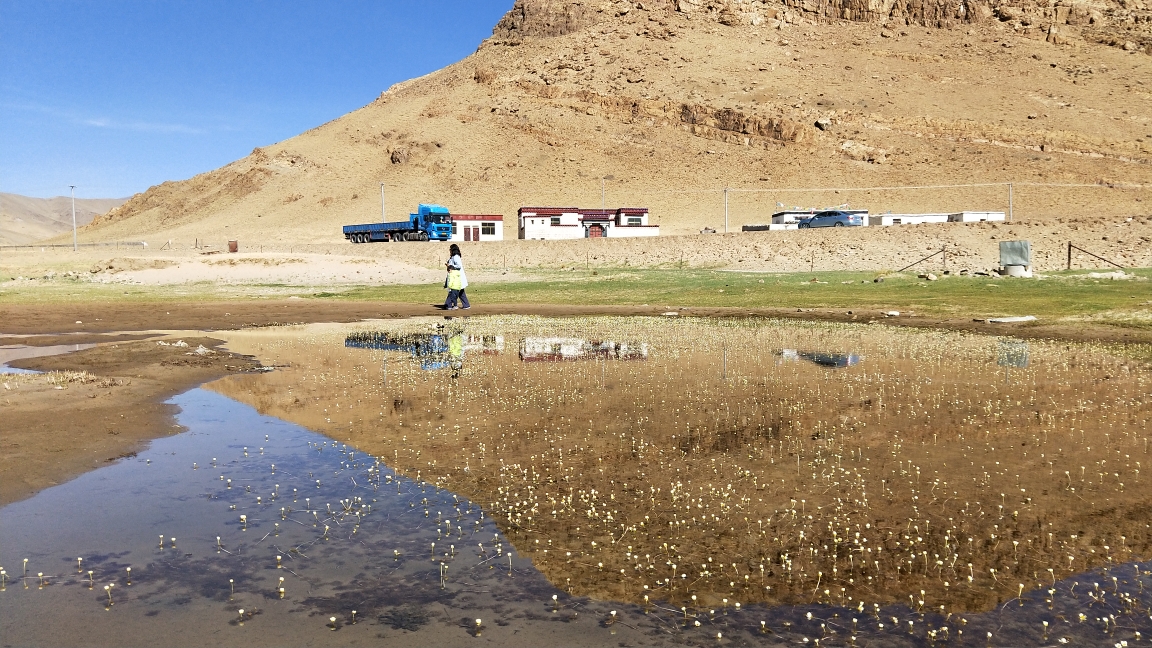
[450,214,503,242]
[518,207,659,240]
[870,211,1006,226]
[948,211,1005,223]
[869,213,951,226]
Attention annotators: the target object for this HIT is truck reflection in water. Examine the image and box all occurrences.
[777,348,863,368]
[519,337,648,362]
[344,332,503,372]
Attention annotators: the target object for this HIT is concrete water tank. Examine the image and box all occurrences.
[998,240,1032,277]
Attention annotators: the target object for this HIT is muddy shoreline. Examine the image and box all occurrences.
[0,337,260,506]
[3,299,1150,345]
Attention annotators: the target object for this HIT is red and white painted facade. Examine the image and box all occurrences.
[517,207,659,240]
[450,214,504,242]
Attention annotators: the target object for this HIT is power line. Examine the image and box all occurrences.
[626,181,1149,195]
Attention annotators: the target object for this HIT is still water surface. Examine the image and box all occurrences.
[2,316,1150,646]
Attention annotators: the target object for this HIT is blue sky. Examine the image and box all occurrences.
[1,0,512,198]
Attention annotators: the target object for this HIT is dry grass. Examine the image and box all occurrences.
[44,370,125,388]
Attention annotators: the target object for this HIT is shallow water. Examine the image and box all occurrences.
[0,389,667,647]
[0,343,96,374]
[3,316,1151,646]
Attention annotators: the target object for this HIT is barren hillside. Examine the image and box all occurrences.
[1,193,125,245]
[85,0,1151,247]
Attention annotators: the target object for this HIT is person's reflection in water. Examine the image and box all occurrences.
[448,333,464,379]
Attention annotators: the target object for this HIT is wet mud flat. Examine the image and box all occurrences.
[0,337,259,506]
[3,316,1151,646]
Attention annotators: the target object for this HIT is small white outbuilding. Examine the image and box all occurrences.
[450,214,503,242]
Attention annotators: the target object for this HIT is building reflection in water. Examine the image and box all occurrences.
[776,348,863,368]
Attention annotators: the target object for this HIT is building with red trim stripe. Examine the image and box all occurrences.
[517,207,659,240]
[450,214,504,242]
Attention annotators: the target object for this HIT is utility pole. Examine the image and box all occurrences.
[723,187,729,234]
[379,183,386,222]
[70,185,77,251]
[1008,182,1013,223]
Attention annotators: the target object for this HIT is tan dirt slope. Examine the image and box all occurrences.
[1,193,126,245]
[84,0,1152,249]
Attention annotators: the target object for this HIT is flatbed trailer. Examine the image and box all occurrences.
[343,203,453,243]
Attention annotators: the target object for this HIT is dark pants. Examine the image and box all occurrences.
[445,289,470,309]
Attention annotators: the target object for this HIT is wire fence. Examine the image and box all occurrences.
[0,241,146,250]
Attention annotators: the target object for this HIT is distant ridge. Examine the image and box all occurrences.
[1,193,126,245]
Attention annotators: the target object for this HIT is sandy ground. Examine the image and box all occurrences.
[0,338,259,506]
[3,215,1150,286]
[81,252,446,286]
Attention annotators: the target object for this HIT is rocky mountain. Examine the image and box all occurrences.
[85,0,1150,245]
[1,193,126,246]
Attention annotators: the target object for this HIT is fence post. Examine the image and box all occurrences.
[1067,241,1072,270]
[1008,183,1014,223]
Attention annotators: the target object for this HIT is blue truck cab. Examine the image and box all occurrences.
[343,203,454,243]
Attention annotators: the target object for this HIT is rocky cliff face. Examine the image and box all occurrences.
[492,0,606,39]
[495,0,1150,52]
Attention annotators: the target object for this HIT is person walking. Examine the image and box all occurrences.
[443,243,470,310]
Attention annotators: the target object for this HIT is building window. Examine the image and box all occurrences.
[626,217,642,226]
[452,224,458,234]
[550,216,560,226]
[481,222,496,236]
